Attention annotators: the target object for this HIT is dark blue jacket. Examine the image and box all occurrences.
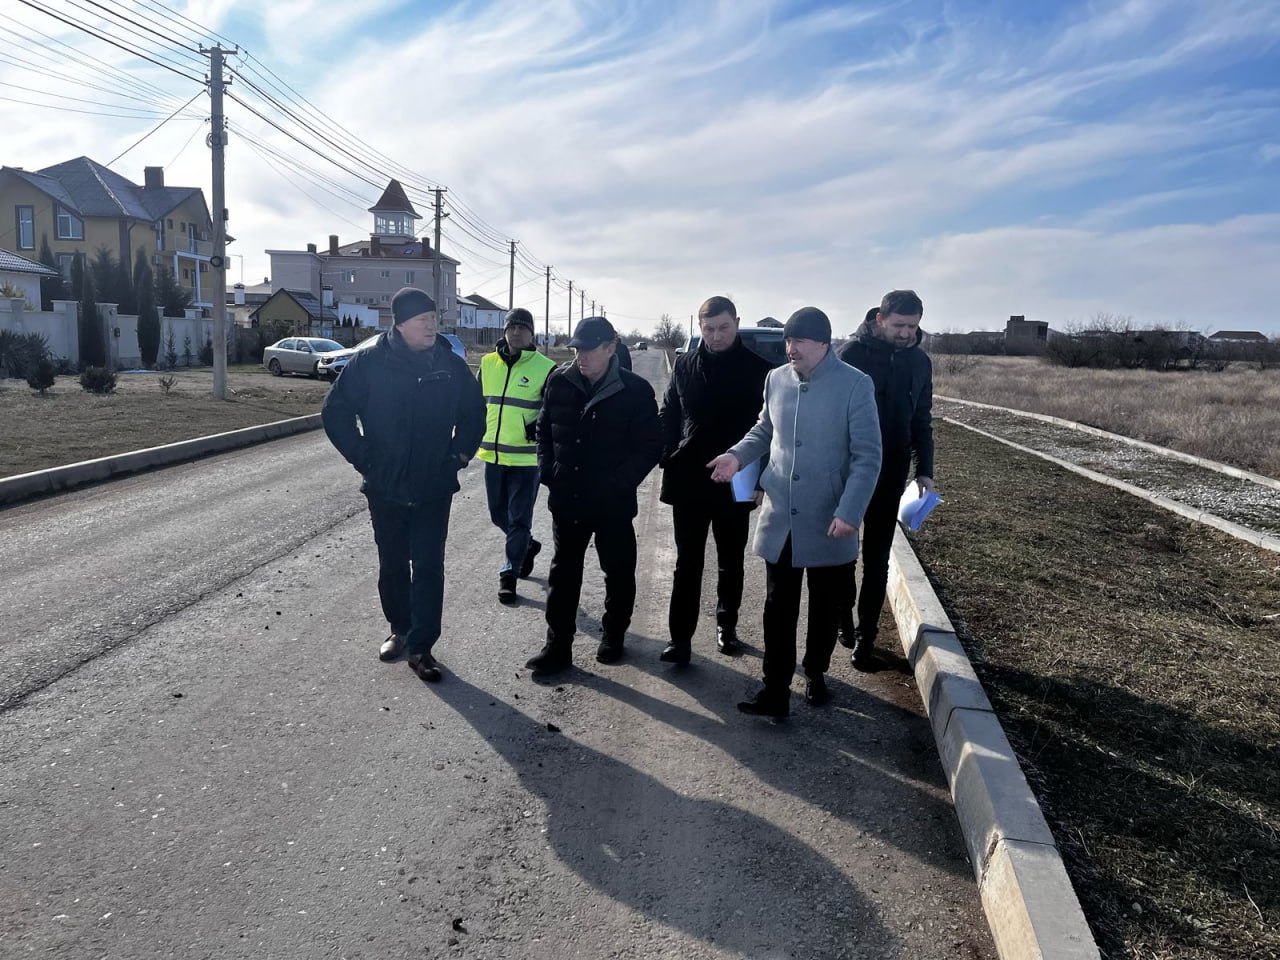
[322,329,486,506]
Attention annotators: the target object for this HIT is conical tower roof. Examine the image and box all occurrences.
[367,178,420,218]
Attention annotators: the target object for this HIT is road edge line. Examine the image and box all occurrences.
[888,527,1101,959]
[0,414,323,506]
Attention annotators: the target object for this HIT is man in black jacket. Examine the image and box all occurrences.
[658,296,772,663]
[526,317,663,675]
[322,288,485,683]
[835,290,934,669]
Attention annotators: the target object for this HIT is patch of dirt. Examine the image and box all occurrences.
[0,367,329,477]
[913,421,1279,959]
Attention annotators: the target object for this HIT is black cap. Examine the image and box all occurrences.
[391,287,435,325]
[783,307,831,344]
[569,316,616,350]
[505,308,535,332]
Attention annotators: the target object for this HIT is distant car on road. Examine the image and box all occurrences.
[263,337,350,379]
[318,331,468,380]
[634,341,648,351]
[672,327,787,367]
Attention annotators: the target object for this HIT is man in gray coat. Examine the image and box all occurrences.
[709,307,882,718]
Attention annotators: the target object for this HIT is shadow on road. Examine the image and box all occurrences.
[433,672,899,957]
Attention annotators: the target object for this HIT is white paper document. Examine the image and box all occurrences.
[731,460,762,503]
[898,484,942,531]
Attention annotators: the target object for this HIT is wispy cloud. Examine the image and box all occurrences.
[3,0,1278,333]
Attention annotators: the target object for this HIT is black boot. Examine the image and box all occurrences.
[804,674,831,706]
[498,573,518,605]
[659,641,691,664]
[595,634,625,664]
[526,642,573,676]
[837,614,857,650]
[737,687,789,719]
[851,632,880,672]
[716,625,741,655]
[407,651,443,683]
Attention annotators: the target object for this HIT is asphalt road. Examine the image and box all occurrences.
[0,351,994,959]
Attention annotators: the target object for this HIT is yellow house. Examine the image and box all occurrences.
[0,158,215,311]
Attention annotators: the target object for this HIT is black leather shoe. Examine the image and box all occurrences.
[526,643,573,675]
[737,688,789,719]
[837,618,858,650]
[716,625,741,655]
[519,539,541,579]
[659,642,691,664]
[498,574,518,605]
[851,640,881,673]
[804,675,831,706]
[595,635,625,664]
[407,651,442,683]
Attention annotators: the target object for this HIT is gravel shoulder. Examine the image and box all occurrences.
[936,399,1280,536]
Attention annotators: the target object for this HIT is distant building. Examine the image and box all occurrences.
[463,293,506,331]
[248,288,339,335]
[267,179,460,327]
[0,247,59,310]
[1208,330,1269,344]
[0,158,215,310]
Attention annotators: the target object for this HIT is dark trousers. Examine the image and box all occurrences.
[544,514,637,646]
[762,537,855,692]
[366,494,453,655]
[483,462,541,576]
[668,500,750,644]
[843,465,910,640]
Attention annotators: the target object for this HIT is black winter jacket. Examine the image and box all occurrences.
[659,336,772,506]
[536,357,662,522]
[322,329,486,506]
[836,322,934,479]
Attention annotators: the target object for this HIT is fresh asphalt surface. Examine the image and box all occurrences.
[0,351,994,959]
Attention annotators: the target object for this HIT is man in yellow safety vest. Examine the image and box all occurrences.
[477,308,557,604]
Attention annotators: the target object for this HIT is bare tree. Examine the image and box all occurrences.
[651,313,687,349]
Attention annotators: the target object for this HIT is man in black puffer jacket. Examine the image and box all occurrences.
[323,288,485,683]
[658,296,772,663]
[526,317,663,675]
[835,290,934,669]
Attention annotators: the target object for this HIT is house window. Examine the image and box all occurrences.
[16,206,34,249]
[56,253,75,279]
[167,218,174,228]
[182,268,190,281]
[405,270,414,283]
[380,270,390,279]
[56,205,83,240]
[382,294,389,302]
[154,220,165,251]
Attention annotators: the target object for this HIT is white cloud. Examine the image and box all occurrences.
[3,0,1278,334]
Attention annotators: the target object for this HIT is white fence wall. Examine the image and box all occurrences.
[0,297,213,369]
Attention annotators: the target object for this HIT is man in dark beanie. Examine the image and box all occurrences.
[525,316,663,675]
[836,290,933,669]
[322,287,485,683]
[658,295,773,664]
[478,307,557,604]
[709,306,881,718]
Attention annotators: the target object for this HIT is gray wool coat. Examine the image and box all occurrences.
[729,347,882,567]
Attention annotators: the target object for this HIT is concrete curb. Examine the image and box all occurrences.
[936,394,1280,492]
[0,414,323,506]
[888,527,1100,959]
[942,417,1280,554]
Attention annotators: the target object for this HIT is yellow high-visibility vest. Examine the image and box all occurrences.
[477,348,557,466]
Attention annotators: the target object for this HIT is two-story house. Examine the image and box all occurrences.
[267,179,460,328]
[0,158,214,311]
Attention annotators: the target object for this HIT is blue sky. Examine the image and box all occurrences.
[3,0,1279,335]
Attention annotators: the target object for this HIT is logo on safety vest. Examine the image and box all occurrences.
[519,376,530,385]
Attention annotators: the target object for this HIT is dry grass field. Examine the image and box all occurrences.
[914,420,1279,959]
[932,356,1280,479]
[0,366,329,478]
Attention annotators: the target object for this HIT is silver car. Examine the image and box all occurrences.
[262,337,351,379]
[319,332,468,379]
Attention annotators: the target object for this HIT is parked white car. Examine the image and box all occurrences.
[262,337,351,379]
[318,332,469,380]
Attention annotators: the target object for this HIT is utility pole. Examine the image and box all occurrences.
[508,240,517,310]
[543,265,551,355]
[601,305,606,318]
[580,288,585,320]
[203,44,236,400]
[432,188,447,324]
[567,280,573,338]
[591,298,595,317]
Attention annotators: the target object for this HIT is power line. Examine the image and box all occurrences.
[106,88,205,165]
